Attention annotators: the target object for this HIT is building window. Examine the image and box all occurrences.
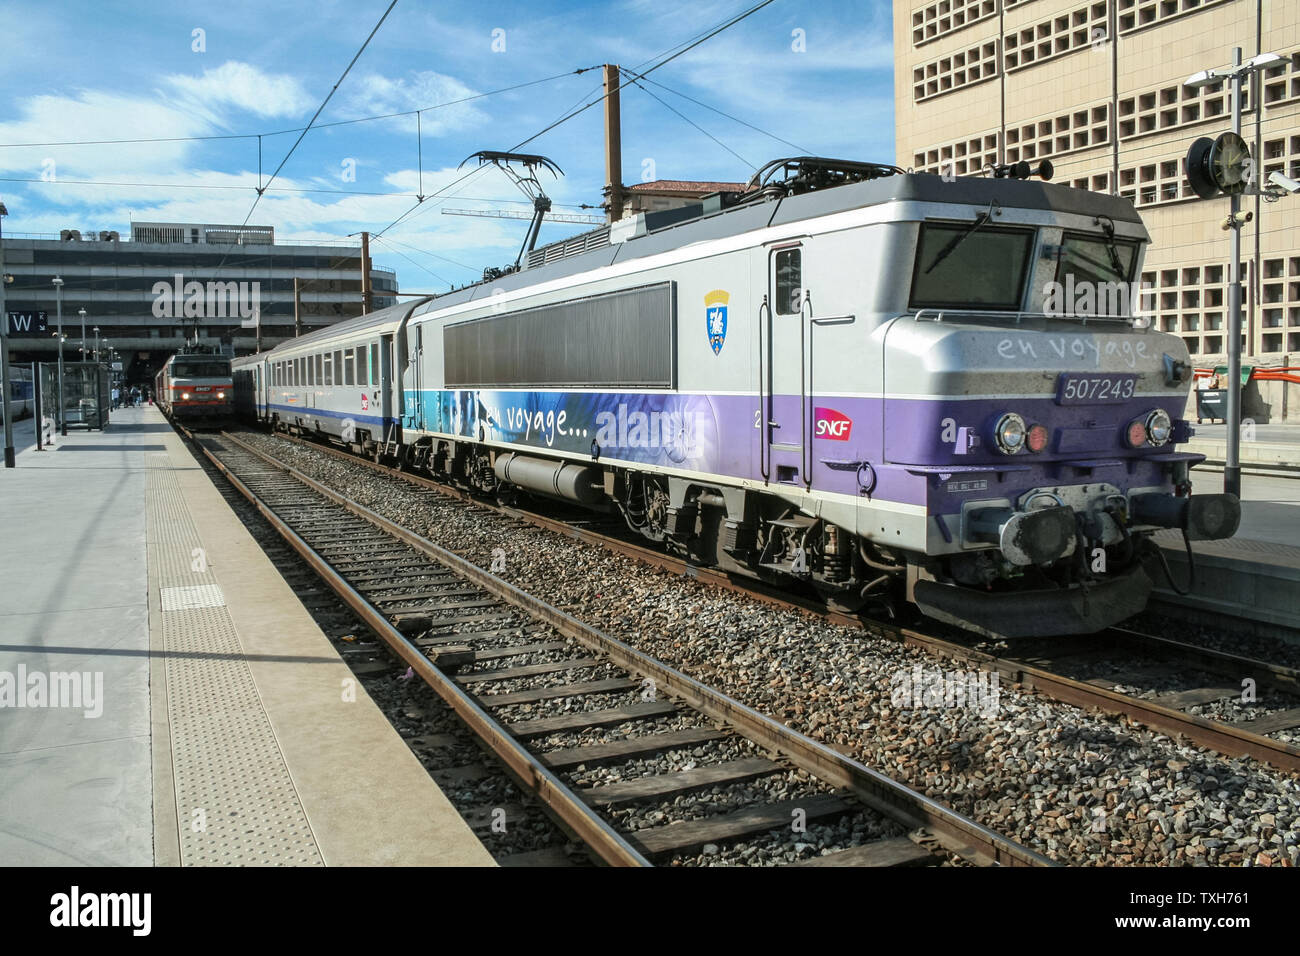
[912,0,998,48]
[913,39,999,102]
[1003,2,1106,73]
[1118,0,1238,37]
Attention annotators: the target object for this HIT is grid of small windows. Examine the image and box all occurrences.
[1260,257,1300,355]
[1117,78,1247,141]
[1260,51,1300,108]
[911,0,998,47]
[1147,262,1260,357]
[1005,104,1109,163]
[1116,0,1233,35]
[1002,2,1107,72]
[1118,157,1197,207]
[912,40,1000,102]
[1260,134,1300,192]
[912,131,1001,175]
[1068,173,1114,192]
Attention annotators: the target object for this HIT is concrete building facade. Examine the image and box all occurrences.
[3,221,397,384]
[894,0,1300,419]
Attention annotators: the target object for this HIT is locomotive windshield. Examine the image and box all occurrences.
[1055,232,1138,287]
[909,222,1033,310]
[172,361,230,377]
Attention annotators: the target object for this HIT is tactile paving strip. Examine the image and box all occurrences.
[147,453,323,866]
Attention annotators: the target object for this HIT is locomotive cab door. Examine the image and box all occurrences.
[763,243,809,487]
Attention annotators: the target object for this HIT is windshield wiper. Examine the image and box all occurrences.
[924,201,998,274]
[1094,215,1126,279]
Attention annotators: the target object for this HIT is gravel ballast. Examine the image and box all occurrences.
[235,431,1300,867]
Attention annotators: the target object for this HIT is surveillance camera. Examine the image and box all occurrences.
[1267,170,1300,194]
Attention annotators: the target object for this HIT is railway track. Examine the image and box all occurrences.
[244,425,1300,777]
[186,427,1049,868]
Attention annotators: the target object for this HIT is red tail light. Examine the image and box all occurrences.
[1026,423,1049,453]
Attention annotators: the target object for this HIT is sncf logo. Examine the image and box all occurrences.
[814,407,852,441]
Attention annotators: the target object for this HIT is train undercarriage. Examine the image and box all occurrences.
[263,423,1239,639]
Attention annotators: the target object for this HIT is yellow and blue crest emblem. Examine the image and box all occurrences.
[705,289,729,355]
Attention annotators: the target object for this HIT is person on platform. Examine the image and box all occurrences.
[111,385,120,410]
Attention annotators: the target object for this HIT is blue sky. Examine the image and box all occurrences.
[0,0,895,291]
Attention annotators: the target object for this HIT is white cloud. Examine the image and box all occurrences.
[163,61,316,121]
[341,70,490,137]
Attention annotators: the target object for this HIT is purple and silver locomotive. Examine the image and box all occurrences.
[236,157,1239,638]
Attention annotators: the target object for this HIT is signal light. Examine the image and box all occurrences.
[1126,419,1148,448]
[1026,423,1049,453]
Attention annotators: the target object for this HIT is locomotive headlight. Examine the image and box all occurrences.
[1125,419,1149,448]
[994,413,1027,454]
[1026,423,1049,453]
[217,391,225,399]
[1146,408,1173,446]
[181,391,191,401]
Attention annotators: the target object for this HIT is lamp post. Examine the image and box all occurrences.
[78,307,86,363]
[0,199,14,468]
[93,326,100,363]
[1184,49,1283,499]
[53,276,66,435]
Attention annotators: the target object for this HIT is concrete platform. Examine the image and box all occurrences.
[0,405,493,866]
[1184,422,1300,471]
[1151,469,1300,637]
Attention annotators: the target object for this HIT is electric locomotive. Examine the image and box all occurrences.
[156,348,233,426]
[235,157,1240,639]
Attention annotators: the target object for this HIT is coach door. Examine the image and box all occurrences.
[762,242,810,487]
[401,324,425,432]
[379,334,394,425]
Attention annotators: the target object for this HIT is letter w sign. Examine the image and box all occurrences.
[7,311,48,334]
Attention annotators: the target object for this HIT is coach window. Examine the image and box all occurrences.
[356,346,368,385]
[315,353,323,386]
[370,343,379,386]
[775,249,802,315]
[343,349,354,386]
[334,350,344,386]
[323,353,333,386]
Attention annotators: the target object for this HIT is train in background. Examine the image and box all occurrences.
[156,349,233,426]
[5,366,34,419]
[233,156,1240,639]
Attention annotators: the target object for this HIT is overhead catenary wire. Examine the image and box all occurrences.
[0,67,588,151]
[208,0,399,279]
[620,68,755,171]
[0,175,593,205]
[369,235,453,287]
[380,0,780,237]
[631,74,809,154]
